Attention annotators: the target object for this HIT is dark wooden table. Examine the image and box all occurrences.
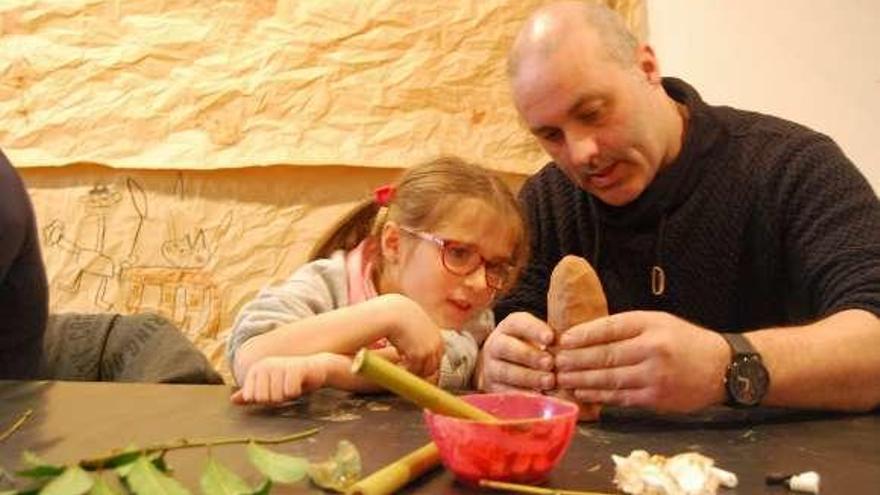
[1,380,878,493]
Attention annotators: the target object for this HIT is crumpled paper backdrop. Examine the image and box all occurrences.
[1,0,644,172]
[6,0,644,381]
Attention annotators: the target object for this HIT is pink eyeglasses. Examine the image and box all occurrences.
[399,225,515,290]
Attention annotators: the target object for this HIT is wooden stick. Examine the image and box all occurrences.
[0,409,32,443]
[479,479,615,495]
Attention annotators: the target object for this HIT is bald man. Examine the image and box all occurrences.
[477,1,880,413]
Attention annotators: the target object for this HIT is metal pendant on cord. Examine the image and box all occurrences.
[652,215,668,297]
[651,265,666,296]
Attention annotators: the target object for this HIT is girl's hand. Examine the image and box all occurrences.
[231,355,331,405]
[376,344,440,385]
[477,311,556,392]
[384,295,444,378]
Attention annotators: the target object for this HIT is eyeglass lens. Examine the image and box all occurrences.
[441,243,509,289]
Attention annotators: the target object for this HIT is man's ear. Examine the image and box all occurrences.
[380,221,401,264]
[635,43,662,85]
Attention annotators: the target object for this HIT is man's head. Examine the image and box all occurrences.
[509,1,685,206]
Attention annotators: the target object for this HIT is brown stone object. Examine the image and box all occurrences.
[547,255,609,421]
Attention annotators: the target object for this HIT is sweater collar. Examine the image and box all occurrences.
[593,77,722,227]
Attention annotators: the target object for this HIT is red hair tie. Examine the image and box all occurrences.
[374,184,396,206]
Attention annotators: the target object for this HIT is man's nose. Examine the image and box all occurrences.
[567,132,600,167]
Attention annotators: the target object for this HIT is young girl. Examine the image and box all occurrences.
[227,156,528,404]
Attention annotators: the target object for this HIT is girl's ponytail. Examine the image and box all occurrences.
[307,198,380,261]
[307,184,396,262]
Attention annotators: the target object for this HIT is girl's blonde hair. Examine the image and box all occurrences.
[309,156,529,289]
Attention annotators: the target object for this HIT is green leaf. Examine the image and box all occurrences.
[113,463,133,479]
[15,452,64,479]
[88,477,121,495]
[307,440,361,493]
[103,445,144,476]
[96,451,141,470]
[114,452,166,478]
[246,443,308,484]
[15,466,63,479]
[151,455,171,474]
[199,457,251,495]
[251,480,271,495]
[124,457,190,495]
[40,466,94,495]
[20,453,48,468]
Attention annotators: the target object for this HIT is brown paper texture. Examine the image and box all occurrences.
[2,0,644,173]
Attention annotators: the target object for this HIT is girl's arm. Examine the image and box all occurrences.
[232,347,436,405]
[233,293,442,385]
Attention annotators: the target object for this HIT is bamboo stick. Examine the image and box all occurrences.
[351,348,496,422]
[346,442,440,495]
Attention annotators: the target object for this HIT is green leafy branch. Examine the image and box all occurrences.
[0,427,363,495]
[78,428,320,470]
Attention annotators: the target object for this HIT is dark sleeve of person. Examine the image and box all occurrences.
[0,149,48,379]
[773,135,880,318]
[494,174,554,323]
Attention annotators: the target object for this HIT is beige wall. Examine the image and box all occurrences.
[648,0,880,192]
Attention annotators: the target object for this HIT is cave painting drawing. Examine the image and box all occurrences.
[122,173,232,340]
[43,180,146,310]
[43,172,306,342]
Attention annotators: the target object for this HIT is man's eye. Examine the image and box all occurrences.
[540,129,563,143]
[578,106,603,124]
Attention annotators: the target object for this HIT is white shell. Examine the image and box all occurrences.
[612,450,737,495]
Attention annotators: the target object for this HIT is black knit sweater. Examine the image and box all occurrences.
[496,78,880,332]
[0,149,48,379]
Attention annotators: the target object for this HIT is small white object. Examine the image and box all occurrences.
[612,450,737,495]
[710,467,738,488]
[788,471,820,494]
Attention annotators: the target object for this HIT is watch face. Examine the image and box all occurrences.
[727,355,770,406]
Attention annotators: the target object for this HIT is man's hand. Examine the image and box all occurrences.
[231,354,332,405]
[477,311,557,392]
[555,311,729,412]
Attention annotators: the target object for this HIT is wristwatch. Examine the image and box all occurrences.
[721,333,770,406]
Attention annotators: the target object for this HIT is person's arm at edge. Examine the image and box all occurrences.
[752,136,880,411]
[746,308,880,411]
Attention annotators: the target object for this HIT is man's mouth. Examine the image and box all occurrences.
[584,162,620,189]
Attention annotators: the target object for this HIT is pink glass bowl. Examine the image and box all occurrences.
[423,392,578,485]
